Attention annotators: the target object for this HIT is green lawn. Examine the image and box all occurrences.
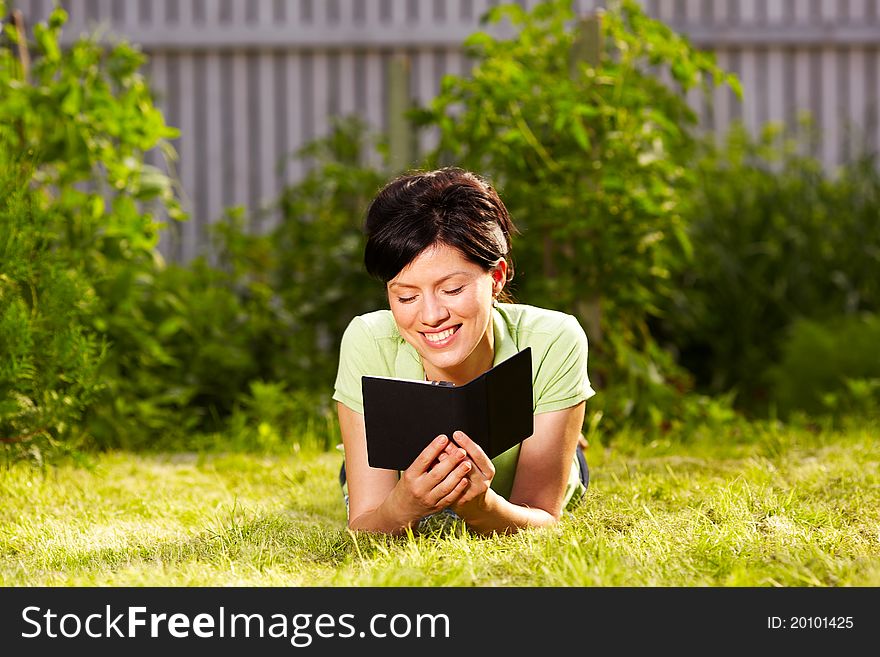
[2,421,878,586]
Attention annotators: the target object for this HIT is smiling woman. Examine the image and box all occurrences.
[332,167,595,536]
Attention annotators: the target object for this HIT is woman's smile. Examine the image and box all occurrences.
[421,324,461,347]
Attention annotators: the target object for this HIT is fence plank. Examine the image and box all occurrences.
[821,45,840,169]
[847,47,868,161]
[257,50,277,229]
[766,47,786,126]
[284,51,304,188]
[177,53,197,262]
[388,53,414,172]
[874,48,880,155]
[204,52,223,239]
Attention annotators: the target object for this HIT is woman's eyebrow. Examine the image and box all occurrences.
[388,271,471,290]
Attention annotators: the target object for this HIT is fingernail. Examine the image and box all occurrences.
[437,435,448,445]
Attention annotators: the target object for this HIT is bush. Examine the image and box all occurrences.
[269,117,390,389]
[88,117,391,450]
[0,4,185,457]
[0,160,104,465]
[225,383,339,454]
[656,123,880,412]
[82,249,268,448]
[768,313,880,419]
[412,0,741,435]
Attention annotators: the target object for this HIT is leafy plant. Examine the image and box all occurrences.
[768,313,880,419]
[411,0,740,433]
[0,3,185,458]
[225,381,339,454]
[101,117,392,449]
[0,4,184,236]
[0,159,104,465]
[657,122,880,410]
[270,116,390,388]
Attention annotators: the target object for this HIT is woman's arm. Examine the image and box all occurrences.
[449,401,586,535]
[337,402,473,535]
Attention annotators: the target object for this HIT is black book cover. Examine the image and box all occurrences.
[361,348,534,470]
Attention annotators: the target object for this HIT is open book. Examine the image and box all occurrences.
[361,348,534,470]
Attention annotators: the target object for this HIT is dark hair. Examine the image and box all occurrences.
[364,167,518,298]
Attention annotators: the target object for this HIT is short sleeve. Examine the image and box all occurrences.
[532,315,596,414]
[332,316,378,414]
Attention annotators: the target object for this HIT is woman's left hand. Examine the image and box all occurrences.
[438,430,497,515]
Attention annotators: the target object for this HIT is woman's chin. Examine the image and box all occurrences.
[420,345,472,376]
[422,351,462,371]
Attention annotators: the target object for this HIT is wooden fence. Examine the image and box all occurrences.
[10,0,880,261]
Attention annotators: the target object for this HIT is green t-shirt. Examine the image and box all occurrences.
[332,302,596,510]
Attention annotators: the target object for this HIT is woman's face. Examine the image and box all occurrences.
[387,243,505,382]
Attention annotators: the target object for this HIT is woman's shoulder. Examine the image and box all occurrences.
[497,304,594,413]
[334,311,404,412]
[496,302,586,342]
[345,309,399,339]
[339,310,406,371]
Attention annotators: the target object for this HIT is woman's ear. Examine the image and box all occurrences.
[492,261,507,295]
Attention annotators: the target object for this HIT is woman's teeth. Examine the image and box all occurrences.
[424,326,457,343]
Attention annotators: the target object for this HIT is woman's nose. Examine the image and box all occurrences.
[420,293,450,325]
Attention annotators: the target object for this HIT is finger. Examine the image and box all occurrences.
[428,446,468,483]
[452,431,494,476]
[432,461,472,506]
[410,434,451,473]
[435,442,460,463]
[436,474,471,508]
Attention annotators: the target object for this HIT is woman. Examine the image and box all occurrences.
[332,167,595,535]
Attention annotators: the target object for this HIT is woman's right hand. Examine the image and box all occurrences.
[390,434,473,521]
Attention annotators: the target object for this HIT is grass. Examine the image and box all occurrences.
[1,420,878,587]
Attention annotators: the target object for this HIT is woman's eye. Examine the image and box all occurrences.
[397,296,417,304]
[444,286,464,295]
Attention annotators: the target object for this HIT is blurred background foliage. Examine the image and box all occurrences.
[2,0,878,466]
[654,123,880,413]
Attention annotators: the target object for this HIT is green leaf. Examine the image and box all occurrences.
[571,117,591,151]
[33,23,61,62]
[48,6,69,30]
[3,22,18,43]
